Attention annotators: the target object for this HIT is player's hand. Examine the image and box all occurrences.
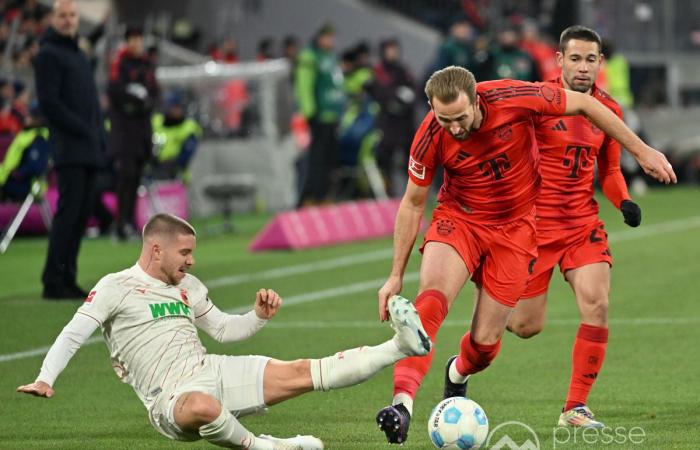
[620,200,642,227]
[635,146,677,184]
[378,276,402,322]
[254,289,282,320]
[17,381,54,398]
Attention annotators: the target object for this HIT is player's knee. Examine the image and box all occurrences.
[507,319,543,339]
[578,289,609,322]
[180,392,222,427]
[288,359,312,382]
[471,328,504,345]
[269,359,312,388]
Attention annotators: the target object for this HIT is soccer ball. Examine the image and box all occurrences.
[427,397,489,449]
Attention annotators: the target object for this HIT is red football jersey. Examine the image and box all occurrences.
[534,78,630,229]
[408,79,567,224]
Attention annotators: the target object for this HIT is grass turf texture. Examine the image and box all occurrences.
[1,187,699,449]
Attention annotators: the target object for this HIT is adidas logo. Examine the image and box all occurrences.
[583,372,598,380]
[551,120,567,131]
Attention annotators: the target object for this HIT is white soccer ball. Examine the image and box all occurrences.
[427,397,489,449]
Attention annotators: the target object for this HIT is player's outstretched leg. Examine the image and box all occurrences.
[309,295,431,392]
[443,355,469,399]
[258,434,325,450]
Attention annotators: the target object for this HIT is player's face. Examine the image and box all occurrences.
[431,91,479,141]
[558,39,602,94]
[157,233,196,285]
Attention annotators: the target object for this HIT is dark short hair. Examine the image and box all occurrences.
[559,25,602,53]
[124,25,143,40]
[143,213,196,240]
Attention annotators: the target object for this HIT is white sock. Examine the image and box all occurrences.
[199,408,263,449]
[449,358,469,384]
[392,393,414,416]
[310,340,404,391]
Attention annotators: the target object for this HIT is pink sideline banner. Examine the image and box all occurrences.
[0,181,188,235]
[249,198,403,251]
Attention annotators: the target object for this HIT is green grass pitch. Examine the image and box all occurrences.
[1,187,699,449]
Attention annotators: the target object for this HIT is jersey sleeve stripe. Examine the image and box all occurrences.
[414,120,440,161]
[411,126,432,160]
[195,303,215,319]
[482,87,541,99]
[76,311,102,325]
[482,86,541,98]
[411,119,439,161]
[484,92,542,104]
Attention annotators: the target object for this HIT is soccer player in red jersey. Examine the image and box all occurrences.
[374,65,676,444]
[506,25,642,429]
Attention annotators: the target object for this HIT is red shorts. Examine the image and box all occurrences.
[420,202,537,308]
[523,219,613,298]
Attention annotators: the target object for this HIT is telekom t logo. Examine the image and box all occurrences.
[563,145,591,179]
[479,152,511,180]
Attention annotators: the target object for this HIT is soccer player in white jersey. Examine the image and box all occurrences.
[18,213,432,450]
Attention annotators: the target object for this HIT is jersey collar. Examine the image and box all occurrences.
[131,263,170,287]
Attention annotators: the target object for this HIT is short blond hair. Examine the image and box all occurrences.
[425,66,477,105]
[143,213,196,240]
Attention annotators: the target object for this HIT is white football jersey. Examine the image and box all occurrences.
[77,264,212,408]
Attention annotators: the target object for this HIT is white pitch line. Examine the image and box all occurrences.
[206,248,393,289]
[2,215,700,364]
[608,215,700,243]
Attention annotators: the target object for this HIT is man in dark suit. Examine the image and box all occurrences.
[35,0,103,300]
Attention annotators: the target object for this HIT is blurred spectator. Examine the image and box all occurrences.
[209,37,239,63]
[371,38,416,196]
[256,37,275,61]
[354,41,372,68]
[170,17,200,49]
[12,38,39,91]
[108,25,159,241]
[150,91,202,183]
[520,19,558,81]
[87,93,116,239]
[35,0,103,300]
[0,78,21,134]
[432,18,475,71]
[282,35,299,84]
[294,23,344,206]
[337,44,378,199]
[488,26,539,81]
[600,39,634,109]
[0,102,48,201]
[282,35,299,62]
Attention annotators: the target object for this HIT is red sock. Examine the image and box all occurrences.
[564,324,608,411]
[455,332,501,376]
[393,290,449,398]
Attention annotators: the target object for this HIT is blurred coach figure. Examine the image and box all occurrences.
[35,0,103,300]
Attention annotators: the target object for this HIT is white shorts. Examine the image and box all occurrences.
[148,354,270,441]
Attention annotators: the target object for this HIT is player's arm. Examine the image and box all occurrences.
[16,313,99,398]
[598,138,641,227]
[378,179,430,321]
[562,90,676,184]
[194,289,280,343]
